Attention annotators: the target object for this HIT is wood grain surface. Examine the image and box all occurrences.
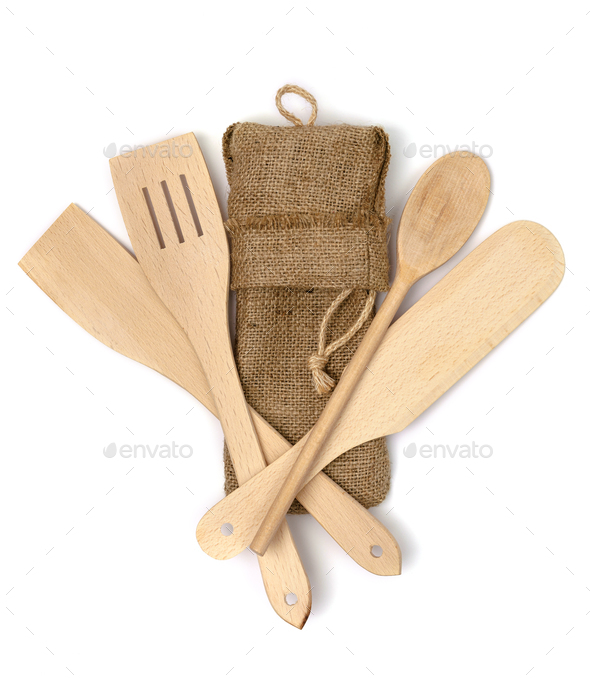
[196,220,565,559]
[251,152,490,555]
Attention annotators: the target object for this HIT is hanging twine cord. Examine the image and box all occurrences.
[275,84,318,126]
[308,289,377,394]
[273,85,377,394]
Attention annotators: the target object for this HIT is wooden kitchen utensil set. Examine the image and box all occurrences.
[19,89,564,629]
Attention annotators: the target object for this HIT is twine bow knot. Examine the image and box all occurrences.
[308,288,377,395]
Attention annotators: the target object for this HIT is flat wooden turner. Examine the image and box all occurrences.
[196,219,565,559]
[18,204,401,583]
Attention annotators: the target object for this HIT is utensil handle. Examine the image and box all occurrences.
[250,274,413,556]
[191,327,311,628]
[249,409,402,575]
[185,338,401,576]
[200,349,267,481]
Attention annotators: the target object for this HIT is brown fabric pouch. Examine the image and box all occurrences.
[221,88,392,513]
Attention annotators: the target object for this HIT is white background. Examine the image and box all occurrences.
[1,1,589,676]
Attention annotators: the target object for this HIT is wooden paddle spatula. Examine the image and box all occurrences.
[251,152,491,555]
[19,205,310,628]
[19,204,402,580]
[196,219,565,559]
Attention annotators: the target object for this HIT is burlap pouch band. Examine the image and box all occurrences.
[221,85,392,513]
[228,212,390,291]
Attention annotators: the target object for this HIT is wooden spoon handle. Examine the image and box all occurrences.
[250,275,412,556]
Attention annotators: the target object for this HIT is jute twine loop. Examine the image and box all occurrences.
[309,289,377,394]
[275,84,318,126]
[275,84,377,394]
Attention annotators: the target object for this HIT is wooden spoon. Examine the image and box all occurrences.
[251,152,491,555]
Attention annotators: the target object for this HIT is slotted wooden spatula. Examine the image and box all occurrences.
[109,135,317,625]
[18,204,402,580]
[196,219,565,560]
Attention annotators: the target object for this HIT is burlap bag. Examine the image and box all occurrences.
[222,85,392,513]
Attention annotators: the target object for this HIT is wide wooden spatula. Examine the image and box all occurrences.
[19,203,402,631]
[19,205,402,580]
[197,219,564,560]
[251,152,491,555]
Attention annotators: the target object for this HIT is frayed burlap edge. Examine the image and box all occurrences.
[227,211,390,291]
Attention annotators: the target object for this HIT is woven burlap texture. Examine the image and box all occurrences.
[222,121,392,513]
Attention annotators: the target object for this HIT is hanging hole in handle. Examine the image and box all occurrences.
[220,523,234,537]
[371,544,383,558]
[285,592,298,606]
[275,84,318,127]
